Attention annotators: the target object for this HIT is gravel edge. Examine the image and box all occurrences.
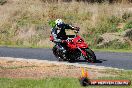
[0,57,125,70]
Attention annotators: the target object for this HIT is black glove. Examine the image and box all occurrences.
[74,27,80,31]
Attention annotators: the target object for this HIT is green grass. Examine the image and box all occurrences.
[0,44,52,49]
[0,78,80,88]
[93,48,132,53]
[0,70,132,88]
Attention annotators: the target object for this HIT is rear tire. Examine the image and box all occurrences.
[85,48,96,63]
[52,45,58,58]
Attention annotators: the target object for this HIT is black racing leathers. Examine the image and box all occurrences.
[51,24,74,43]
[51,23,74,55]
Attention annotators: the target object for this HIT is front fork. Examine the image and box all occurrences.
[77,47,87,57]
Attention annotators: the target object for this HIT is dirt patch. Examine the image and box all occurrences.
[97,29,132,48]
[0,57,121,79]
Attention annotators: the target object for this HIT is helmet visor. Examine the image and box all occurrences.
[57,23,63,28]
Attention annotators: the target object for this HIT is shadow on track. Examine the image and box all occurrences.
[75,59,107,63]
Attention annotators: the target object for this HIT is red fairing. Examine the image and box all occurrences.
[72,35,88,48]
[66,35,89,56]
[67,41,76,49]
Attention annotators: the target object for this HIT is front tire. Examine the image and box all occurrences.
[84,48,96,63]
[52,45,63,61]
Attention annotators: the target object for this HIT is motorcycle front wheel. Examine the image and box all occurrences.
[84,48,96,63]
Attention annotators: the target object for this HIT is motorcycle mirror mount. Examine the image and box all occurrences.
[74,30,79,34]
[74,30,79,37]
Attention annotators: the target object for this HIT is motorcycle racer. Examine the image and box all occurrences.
[50,19,96,62]
[51,19,79,54]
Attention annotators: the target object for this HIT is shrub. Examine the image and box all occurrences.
[124,20,132,30]
[122,13,132,21]
[0,0,7,5]
[97,39,130,49]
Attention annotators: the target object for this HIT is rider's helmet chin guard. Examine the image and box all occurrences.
[55,19,64,28]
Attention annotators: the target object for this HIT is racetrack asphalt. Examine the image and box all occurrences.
[0,47,132,70]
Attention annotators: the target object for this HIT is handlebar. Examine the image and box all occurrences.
[66,30,79,42]
[74,27,80,33]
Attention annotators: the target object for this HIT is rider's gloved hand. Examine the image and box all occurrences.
[74,27,80,31]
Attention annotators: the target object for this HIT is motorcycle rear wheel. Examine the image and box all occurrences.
[52,46,63,61]
[52,45,67,61]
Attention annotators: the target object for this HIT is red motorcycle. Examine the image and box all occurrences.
[50,30,96,63]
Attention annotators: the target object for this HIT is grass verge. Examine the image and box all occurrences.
[0,70,132,88]
[93,48,132,53]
